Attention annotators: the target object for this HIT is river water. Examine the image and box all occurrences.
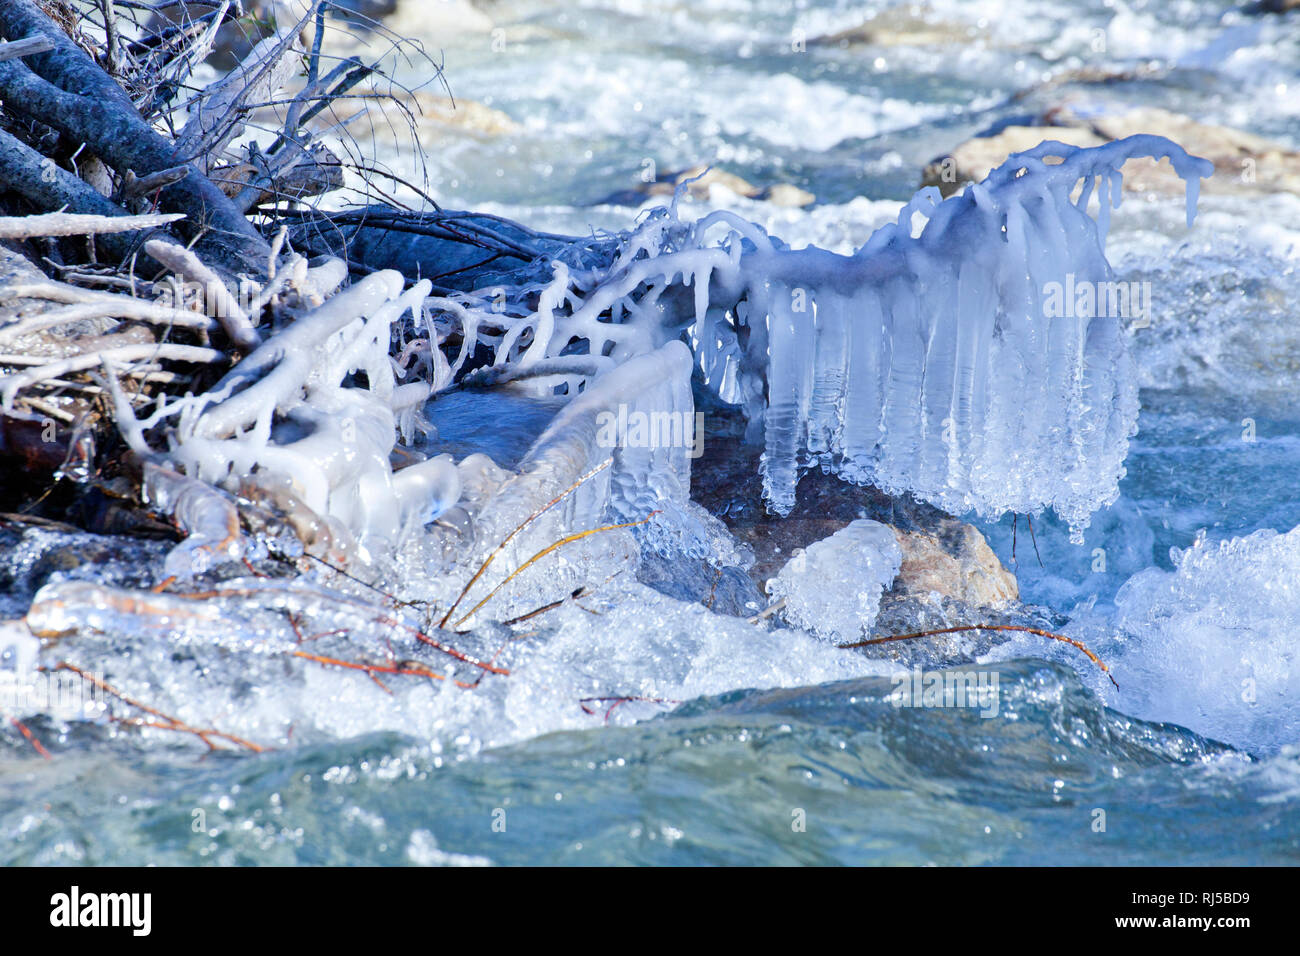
[3,0,1300,864]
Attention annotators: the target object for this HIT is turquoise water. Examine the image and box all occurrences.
[5,0,1300,865]
[6,661,1298,865]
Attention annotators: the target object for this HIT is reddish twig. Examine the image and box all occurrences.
[837,624,1119,689]
[438,457,613,629]
[579,695,681,724]
[54,661,266,751]
[5,713,51,759]
[453,512,658,630]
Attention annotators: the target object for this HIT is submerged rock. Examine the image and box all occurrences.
[596,165,815,207]
[925,106,1300,198]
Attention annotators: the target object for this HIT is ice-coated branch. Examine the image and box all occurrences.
[426,136,1211,538]
[143,239,261,350]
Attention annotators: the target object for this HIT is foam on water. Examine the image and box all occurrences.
[1108,526,1300,755]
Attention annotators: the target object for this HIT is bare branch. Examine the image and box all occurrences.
[0,212,184,240]
[143,238,261,349]
[0,36,53,63]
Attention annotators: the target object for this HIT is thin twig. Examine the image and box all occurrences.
[837,624,1119,689]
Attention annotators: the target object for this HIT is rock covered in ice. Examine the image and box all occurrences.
[1112,525,1300,754]
[766,518,902,641]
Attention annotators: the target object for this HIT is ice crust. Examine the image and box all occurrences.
[766,519,902,642]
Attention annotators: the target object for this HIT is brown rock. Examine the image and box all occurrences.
[810,11,979,48]
[598,166,815,207]
[297,90,520,141]
[922,126,1105,197]
[924,106,1300,198]
[891,520,1018,606]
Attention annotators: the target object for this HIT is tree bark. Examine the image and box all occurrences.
[0,126,152,260]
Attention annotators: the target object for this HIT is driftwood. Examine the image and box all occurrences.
[0,0,482,524]
[0,0,270,271]
[0,35,54,63]
[0,211,184,240]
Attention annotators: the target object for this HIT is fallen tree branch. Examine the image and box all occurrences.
[0,127,160,260]
[0,279,218,343]
[0,35,53,63]
[0,342,226,409]
[0,0,271,271]
[0,211,183,239]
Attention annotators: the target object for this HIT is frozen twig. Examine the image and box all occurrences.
[143,238,261,349]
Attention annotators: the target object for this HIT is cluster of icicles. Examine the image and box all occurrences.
[121,134,1210,578]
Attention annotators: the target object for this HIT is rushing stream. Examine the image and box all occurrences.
[3,0,1300,864]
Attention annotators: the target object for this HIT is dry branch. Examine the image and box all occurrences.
[0,211,184,239]
[0,35,53,63]
[0,0,271,271]
[0,342,225,409]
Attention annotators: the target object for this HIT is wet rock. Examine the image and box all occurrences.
[922,125,1105,197]
[690,424,1018,611]
[809,10,980,48]
[636,552,764,618]
[596,166,815,207]
[763,183,818,207]
[0,245,55,325]
[924,106,1300,198]
[892,520,1018,606]
[386,0,493,36]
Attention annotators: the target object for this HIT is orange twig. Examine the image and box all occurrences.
[54,662,267,751]
[837,624,1119,690]
[291,649,479,689]
[174,586,509,676]
[453,513,657,630]
[438,457,613,629]
[5,713,51,759]
[579,695,681,724]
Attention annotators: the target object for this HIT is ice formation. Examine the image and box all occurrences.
[116,138,1209,604]
[121,269,467,570]
[430,135,1212,538]
[766,518,902,642]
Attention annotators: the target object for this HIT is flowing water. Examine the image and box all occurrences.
[4,0,1300,864]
